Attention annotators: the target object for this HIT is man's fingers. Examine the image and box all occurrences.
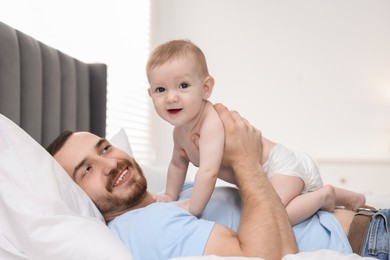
[230,111,243,124]
[214,103,230,123]
[214,103,241,125]
[215,103,260,139]
[214,104,233,130]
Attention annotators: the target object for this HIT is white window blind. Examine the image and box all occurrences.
[105,1,153,165]
[106,88,153,165]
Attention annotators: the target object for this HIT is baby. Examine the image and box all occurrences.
[146,39,365,224]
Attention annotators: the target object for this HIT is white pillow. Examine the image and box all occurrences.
[109,128,133,156]
[0,114,134,260]
[109,128,168,193]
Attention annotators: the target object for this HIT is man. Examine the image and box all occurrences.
[48,104,389,259]
[47,104,298,259]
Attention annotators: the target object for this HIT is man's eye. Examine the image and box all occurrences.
[81,166,92,177]
[179,83,189,89]
[155,87,165,93]
[102,145,111,154]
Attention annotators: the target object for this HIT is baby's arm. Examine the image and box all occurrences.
[158,142,190,202]
[188,109,225,217]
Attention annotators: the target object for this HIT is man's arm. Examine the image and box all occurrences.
[203,104,298,259]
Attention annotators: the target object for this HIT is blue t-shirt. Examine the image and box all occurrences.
[108,184,352,259]
[108,202,214,260]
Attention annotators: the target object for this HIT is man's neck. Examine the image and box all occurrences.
[104,191,156,222]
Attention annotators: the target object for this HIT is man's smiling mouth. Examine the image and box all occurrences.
[113,168,129,187]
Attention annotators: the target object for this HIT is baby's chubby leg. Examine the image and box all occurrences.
[270,174,337,225]
[286,184,336,224]
[334,187,366,211]
[317,184,337,212]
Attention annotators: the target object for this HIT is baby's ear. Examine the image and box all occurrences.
[203,76,215,99]
[147,87,152,97]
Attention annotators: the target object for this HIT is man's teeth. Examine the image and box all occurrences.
[114,169,128,187]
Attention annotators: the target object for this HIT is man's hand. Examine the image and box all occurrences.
[205,103,298,259]
[214,103,263,170]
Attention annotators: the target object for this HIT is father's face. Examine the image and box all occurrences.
[54,132,147,219]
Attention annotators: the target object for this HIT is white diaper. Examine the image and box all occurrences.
[262,144,323,193]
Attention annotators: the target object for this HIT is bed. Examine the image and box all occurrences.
[0,21,384,260]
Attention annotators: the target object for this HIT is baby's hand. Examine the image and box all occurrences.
[153,193,175,202]
[178,199,190,212]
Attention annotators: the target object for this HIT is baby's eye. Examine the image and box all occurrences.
[155,87,166,93]
[179,83,189,89]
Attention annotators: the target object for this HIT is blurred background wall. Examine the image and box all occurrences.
[1,0,389,194]
[149,0,390,194]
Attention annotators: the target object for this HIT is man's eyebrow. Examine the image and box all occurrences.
[95,138,107,150]
[71,138,107,180]
[72,159,87,181]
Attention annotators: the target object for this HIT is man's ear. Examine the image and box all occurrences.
[202,76,215,99]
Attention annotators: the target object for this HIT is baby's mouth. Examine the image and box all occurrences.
[167,108,182,115]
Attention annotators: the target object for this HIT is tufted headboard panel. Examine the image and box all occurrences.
[0,21,107,147]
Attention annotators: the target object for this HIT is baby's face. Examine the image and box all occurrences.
[148,56,207,127]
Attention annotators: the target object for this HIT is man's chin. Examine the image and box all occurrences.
[100,182,147,215]
[98,159,148,216]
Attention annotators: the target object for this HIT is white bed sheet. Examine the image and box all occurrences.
[171,249,375,260]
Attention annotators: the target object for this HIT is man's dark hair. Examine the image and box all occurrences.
[46,131,74,156]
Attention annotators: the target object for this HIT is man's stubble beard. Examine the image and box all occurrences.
[94,159,148,216]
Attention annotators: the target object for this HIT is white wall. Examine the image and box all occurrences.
[150,0,390,194]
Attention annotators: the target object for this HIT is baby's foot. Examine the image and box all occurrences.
[344,193,366,212]
[320,184,336,212]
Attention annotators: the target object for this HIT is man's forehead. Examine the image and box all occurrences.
[73,131,99,140]
[54,132,100,174]
[66,132,100,150]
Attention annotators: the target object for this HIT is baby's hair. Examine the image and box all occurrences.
[146,39,209,78]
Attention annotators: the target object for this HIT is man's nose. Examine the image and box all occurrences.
[101,158,118,175]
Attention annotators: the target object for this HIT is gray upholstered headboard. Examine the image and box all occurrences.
[0,21,107,147]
